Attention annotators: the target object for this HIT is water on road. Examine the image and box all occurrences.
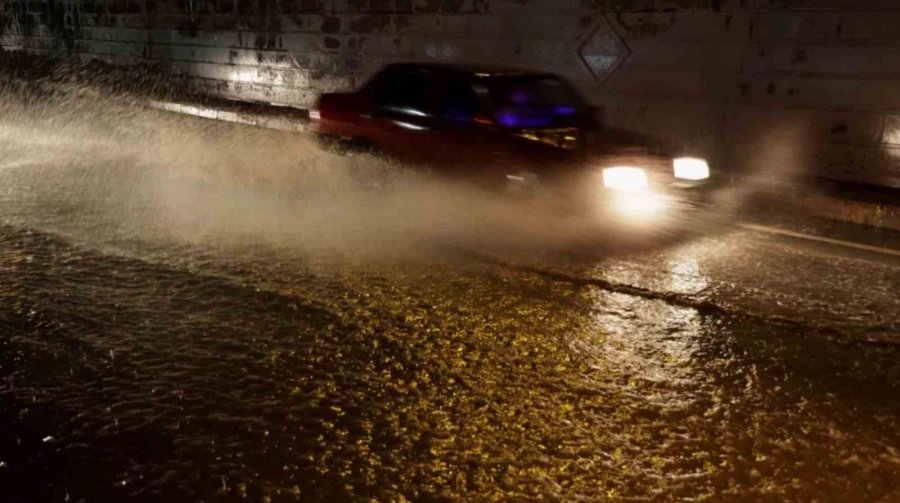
[0,92,898,501]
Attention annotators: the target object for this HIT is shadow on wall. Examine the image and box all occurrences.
[726,110,814,186]
[0,50,196,102]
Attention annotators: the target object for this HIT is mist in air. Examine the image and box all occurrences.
[0,81,719,265]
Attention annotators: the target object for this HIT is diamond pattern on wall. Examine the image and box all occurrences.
[577,16,629,83]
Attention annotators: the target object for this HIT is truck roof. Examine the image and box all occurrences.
[381,62,558,79]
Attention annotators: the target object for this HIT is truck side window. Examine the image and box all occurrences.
[373,70,432,117]
[438,78,479,122]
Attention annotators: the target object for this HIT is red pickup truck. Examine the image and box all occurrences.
[312,63,715,219]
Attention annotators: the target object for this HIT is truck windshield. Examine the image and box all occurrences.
[483,76,587,129]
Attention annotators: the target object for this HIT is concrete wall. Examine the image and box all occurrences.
[3,0,900,187]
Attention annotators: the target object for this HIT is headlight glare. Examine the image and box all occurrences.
[673,157,710,180]
[612,190,667,219]
[602,167,648,192]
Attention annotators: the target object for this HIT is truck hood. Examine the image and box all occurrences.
[583,126,677,173]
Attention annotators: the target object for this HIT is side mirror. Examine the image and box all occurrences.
[587,105,605,123]
[584,105,605,130]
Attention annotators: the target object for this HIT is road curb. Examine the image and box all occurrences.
[147,100,312,134]
[752,186,900,233]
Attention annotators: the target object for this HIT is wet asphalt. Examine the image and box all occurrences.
[0,97,898,501]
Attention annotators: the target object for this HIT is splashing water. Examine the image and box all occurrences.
[1,75,898,503]
[0,76,725,266]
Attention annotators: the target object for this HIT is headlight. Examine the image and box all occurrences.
[673,157,710,180]
[602,167,648,192]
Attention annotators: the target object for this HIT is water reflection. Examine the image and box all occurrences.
[665,253,708,295]
[0,85,898,501]
[587,289,704,388]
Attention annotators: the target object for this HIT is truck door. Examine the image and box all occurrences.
[366,68,441,163]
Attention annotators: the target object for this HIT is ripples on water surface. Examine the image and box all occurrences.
[0,89,898,501]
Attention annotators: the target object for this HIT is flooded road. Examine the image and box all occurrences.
[0,95,898,501]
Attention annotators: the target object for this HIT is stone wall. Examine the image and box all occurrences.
[3,0,900,187]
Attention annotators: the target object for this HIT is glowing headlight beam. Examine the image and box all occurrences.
[673,157,710,180]
[602,167,649,192]
[612,190,668,219]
